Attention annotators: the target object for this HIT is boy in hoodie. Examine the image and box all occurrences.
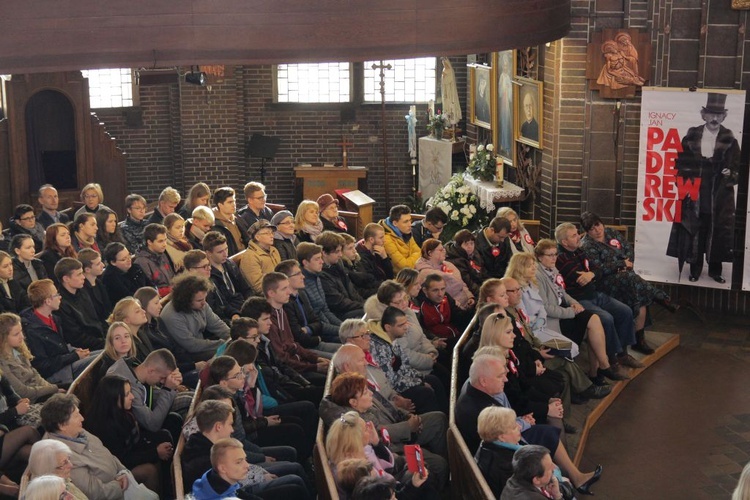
[378,205,420,273]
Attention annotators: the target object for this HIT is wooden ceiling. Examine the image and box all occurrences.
[0,0,570,73]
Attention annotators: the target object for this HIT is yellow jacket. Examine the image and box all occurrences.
[379,219,421,273]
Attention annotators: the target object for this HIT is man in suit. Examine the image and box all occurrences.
[37,185,70,228]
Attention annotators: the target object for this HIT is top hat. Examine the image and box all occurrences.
[702,93,728,114]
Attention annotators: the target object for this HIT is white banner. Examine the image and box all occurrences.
[635,88,745,289]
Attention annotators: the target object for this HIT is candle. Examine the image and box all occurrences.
[428,99,434,118]
[496,158,504,187]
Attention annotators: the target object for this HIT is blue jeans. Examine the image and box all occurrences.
[579,292,635,357]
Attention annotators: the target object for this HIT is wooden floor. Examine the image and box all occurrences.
[579,308,750,499]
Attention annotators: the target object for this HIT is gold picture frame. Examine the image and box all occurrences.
[470,65,492,130]
[514,76,543,149]
[492,50,516,166]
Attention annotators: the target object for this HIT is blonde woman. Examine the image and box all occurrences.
[108,297,154,362]
[496,206,534,254]
[325,410,395,481]
[0,313,59,403]
[294,200,323,243]
[98,321,137,381]
[477,313,565,429]
[74,183,109,219]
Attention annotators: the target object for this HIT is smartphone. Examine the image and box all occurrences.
[404,444,425,477]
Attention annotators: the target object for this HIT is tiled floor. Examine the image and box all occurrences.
[582,307,750,499]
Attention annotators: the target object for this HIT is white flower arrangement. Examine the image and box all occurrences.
[426,173,487,239]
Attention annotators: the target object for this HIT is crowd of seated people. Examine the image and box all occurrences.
[0,179,677,499]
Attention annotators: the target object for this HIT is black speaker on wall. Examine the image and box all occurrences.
[246,133,281,183]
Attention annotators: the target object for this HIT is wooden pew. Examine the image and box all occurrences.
[66,352,104,417]
[313,358,340,499]
[449,315,495,500]
[229,249,246,265]
[520,219,541,242]
[173,381,202,500]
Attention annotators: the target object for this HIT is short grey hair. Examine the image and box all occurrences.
[554,222,577,244]
[332,344,364,374]
[511,445,550,484]
[26,439,72,479]
[339,319,367,343]
[469,354,505,386]
[24,475,65,500]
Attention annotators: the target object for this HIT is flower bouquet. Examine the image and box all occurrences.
[426,174,488,240]
[466,143,497,182]
[426,111,449,140]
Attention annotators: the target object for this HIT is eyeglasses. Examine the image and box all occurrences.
[227,371,245,380]
[350,332,372,339]
[252,195,267,200]
[255,230,274,237]
[49,293,62,299]
[277,220,294,225]
[83,194,99,200]
[19,215,36,221]
[505,288,520,293]
[190,264,212,270]
[542,253,558,257]
[56,457,72,470]
[288,271,303,278]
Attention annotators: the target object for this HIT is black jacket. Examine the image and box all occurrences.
[141,320,194,373]
[22,308,80,378]
[319,261,363,317]
[38,249,65,284]
[82,279,112,324]
[37,210,70,229]
[444,241,486,297]
[273,235,298,262]
[355,241,394,284]
[473,228,512,279]
[102,264,154,305]
[7,219,45,252]
[342,258,380,300]
[0,279,29,314]
[208,261,254,322]
[455,384,501,453]
[182,432,214,492]
[283,290,323,348]
[12,258,48,292]
[0,376,22,430]
[58,287,106,350]
[475,441,515,499]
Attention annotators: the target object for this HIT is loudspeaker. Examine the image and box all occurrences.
[246,134,281,159]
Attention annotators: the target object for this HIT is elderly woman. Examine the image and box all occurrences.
[317,194,348,233]
[580,211,677,354]
[496,207,535,254]
[241,220,282,294]
[0,313,59,403]
[38,223,77,280]
[41,393,159,499]
[0,251,29,314]
[444,229,486,297]
[23,474,71,500]
[295,199,324,243]
[20,439,88,499]
[475,406,578,499]
[415,238,474,310]
[8,204,45,252]
[163,213,192,272]
[533,240,626,383]
[74,183,109,219]
[69,213,99,253]
[271,210,298,261]
[10,234,47,291]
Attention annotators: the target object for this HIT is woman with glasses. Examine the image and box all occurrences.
[85,375,173,496]
[20,440,87,499]
[8,204,45,253]
[73,183,109,219]
[270,210,298,261]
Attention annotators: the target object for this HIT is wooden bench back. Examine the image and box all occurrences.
[313,359,340,499]
[173,381,202,499]
[449,315,495,500]
[67,352,104,417]
[520,219,541,242]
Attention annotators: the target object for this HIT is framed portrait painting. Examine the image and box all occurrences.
[470,65,492,130]
[492,50,516,165]
[514,77,543,149]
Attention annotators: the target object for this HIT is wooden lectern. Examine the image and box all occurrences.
[336,189,375,239]
[294,166,368,204]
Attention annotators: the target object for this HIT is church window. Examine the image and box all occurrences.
[363,58,436,103]
[81,68,135,108]
[275,63,351,103]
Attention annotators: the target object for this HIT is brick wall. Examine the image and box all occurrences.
[94,58,468,221]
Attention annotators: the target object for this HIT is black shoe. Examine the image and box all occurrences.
[577,464,603,495]
[632,340,655,355]
[582,384,612,399]
[709,274,726,284]
[563,421,578,434]
[688,275,698,282]
[589,374,607,386]
[598,367,629,381]
[571,393,590,405]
